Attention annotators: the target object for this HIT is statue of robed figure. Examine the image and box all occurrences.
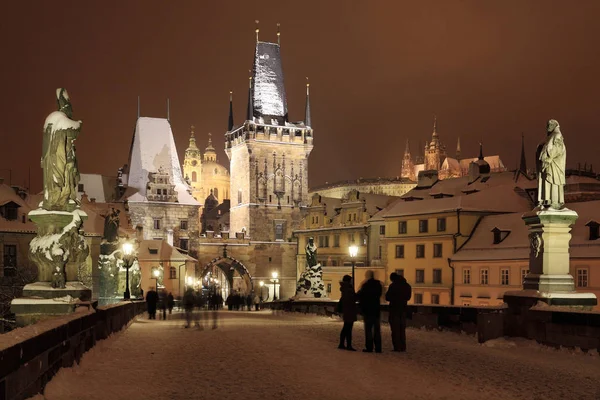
[536,119,566,209]
[42,88,82,211]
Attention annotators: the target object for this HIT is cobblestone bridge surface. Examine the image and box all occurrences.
[29,311,600,400]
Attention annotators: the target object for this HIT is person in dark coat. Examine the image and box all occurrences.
[160,290,168,320]
[385,273,412,352]
[338,275,358,351]
[167,292,175,315]
[145,287,158,320]
[183,288,195,328]
[357,270,383,353]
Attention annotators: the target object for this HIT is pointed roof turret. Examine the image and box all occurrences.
[404,139,411,156]
[519,133,527,174]
[432,115,438,137]
[478,142,484,160]
[204,133,217,162]
[305,77,312,127]
[456,137,461,159]
[250,25,288,123]
[186,125,199,151]
[228,91,234,131]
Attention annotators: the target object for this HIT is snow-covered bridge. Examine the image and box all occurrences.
[29,311,600,400]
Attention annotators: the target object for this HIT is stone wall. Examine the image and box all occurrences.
[0,301,146,400]
[128,202,199,253]
[265,300,600,352]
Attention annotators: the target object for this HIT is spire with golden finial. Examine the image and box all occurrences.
[277,22,281,46]
[204,132,216,162]
[186,125,198,152]
[247,70,253,121]
[255,20,260,42]
[305,77,312,127]
[228,91,234,131]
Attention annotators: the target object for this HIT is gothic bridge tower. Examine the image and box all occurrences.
[225,24,313,242]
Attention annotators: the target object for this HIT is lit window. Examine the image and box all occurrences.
[433,243,442,258]
[416,244,425,258]
[415,269,424,283]
[433,269,442,284]
[395,245,404,259]
[577,268,588,287]
[501,268,510,285]
[463,268,471,284]
[480,269,489,285]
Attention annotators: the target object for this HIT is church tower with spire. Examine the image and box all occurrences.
[401,140,416,181]
[183,125,203,201]
[225,23,313,241]
[424,116,446,171]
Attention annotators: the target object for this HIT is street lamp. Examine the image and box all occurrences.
[259,280,267,302]
[122,242,135,300]
[349,245,358,288]
[186,276,193,286]
[271,271,278,301]
[153,268,160,292]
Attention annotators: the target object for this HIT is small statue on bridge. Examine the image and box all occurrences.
[295,237,326,299]
[536,119,566,209]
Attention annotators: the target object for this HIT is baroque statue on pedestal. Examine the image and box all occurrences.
[42,88,82,211]
[536,119,566,209]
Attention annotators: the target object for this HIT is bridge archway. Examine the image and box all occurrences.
[198,256,253,298]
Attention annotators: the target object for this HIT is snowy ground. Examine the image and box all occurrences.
[29,311,600,400]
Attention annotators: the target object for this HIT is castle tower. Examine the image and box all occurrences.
[424,115,446,171]
[183,125,203,201]
[225,27,313,241]
[401,139,415,181]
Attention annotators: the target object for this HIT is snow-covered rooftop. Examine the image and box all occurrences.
[451,200,600,262]
[125,117,199,205]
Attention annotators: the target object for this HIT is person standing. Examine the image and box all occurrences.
[160,290,168,320]
[385,273,412,352]
[357,270,383,353]
[253,292,260,311]
[183,288,195,328]
[167,292,174,315]
[338,275,357,351]
[146,286,158,320]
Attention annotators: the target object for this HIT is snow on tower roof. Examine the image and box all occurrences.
[126,117,198,205]
[252,41,288,120]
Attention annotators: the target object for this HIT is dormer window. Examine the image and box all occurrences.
[0,201,20,221]
[585,221,599,240]
[492,227,511,244]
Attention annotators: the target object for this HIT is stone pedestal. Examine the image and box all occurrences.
[294,263,327,299]
[11,281,93,326]
[12,208,92,326]
[504,207,597,308]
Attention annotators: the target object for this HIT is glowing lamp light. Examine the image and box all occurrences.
[186,276,193,285]
[272,271,278,279]
[153,269,160,278]
[349,245,358,258]
[259,281,264,287]
[122,242,134,256]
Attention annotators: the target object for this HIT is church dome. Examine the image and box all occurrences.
[204,189,219,211]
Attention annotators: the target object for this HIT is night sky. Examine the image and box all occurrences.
[1,1,599,193]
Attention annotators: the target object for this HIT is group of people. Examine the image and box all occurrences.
[338,270,412,353]
[145,288,175,320]
[225,292,261,311]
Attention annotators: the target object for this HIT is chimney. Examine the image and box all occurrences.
[167,229,174,246]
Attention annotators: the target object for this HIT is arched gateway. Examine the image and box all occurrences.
[198,256,253,297]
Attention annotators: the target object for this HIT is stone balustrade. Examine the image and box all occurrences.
[0,301,146,400]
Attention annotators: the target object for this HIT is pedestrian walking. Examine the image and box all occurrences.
[385,273,412,352]
[183,288,195,328]
[160,290,168,320]
[338,275,357,351]
[253,292,260,311]
[145,287,158,320]
[246,294,252,311]
[167,292,174,315]
[357,270,383,353]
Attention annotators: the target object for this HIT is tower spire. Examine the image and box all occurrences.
[305,77,311,127]
[246,71,253,121]
[167,98,170,121]
[478,142,484,160]
[277,22,281,46]
[404,139,410,155]
[255,20,260,42]
[519,133,527,175]
[433,115,438,136]
[228,91,234,131]
[456,137,461,159]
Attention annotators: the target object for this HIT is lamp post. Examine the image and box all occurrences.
[271,271,278,301]
[153,268,160,292]
[122,242,135,300]
[259,280,267,302]
[349,245,358,289]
